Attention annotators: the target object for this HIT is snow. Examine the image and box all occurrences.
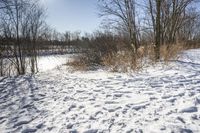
[0,49,200,133]
[37,54,73,72]
[2,54,73,76]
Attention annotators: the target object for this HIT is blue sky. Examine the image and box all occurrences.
[41,0,102,33]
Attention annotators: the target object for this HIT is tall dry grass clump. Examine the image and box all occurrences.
[160,43,184,62]
[66,56,88,71]
[101,51,142,72]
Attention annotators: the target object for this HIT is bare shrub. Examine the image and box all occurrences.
[66,31,147,73]
[67,49,142,73]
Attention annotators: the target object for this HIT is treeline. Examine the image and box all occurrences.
[0,0,47,75]
[69,0,200,71]
[98,0,200,58]
[0,0,84,76]
[62,0,200,53]
[1,0,200,75]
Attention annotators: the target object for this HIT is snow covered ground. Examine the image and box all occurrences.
[0,49,200,133]
[37,54,72,72]
[2,54,73,76]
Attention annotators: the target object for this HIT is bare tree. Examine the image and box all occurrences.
[0,0,46,75]
[29,2,45,73]
[145,0,200,60]
[147,0,200,44]
[98,0,138,54]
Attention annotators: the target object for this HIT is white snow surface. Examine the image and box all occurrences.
[37,54,71,72]
[0,49,200,133]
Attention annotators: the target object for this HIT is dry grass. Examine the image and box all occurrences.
[66,56,88,71]
[142,43,184,63]
[101,51,142,72]
[67,42,189,72]
[67,51,142,73]
[184,41,200,50]
[160,43,184,62]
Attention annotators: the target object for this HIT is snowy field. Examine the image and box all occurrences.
[1,54,73,76]
[0,49,200,133]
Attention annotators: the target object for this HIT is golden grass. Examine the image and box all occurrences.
[67,42,191,72]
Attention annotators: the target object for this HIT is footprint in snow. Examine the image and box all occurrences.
[103,106,122,113]
[83,129,98,133]
[13,119,32,128]
[21,128,37,133]
[113,93,123,98]
[166,97,177,103]
[68,104,77,111]
[179,106,198,113]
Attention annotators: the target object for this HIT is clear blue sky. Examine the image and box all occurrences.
[41,0,102,33]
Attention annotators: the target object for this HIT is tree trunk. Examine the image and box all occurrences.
[155,0,161,60]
